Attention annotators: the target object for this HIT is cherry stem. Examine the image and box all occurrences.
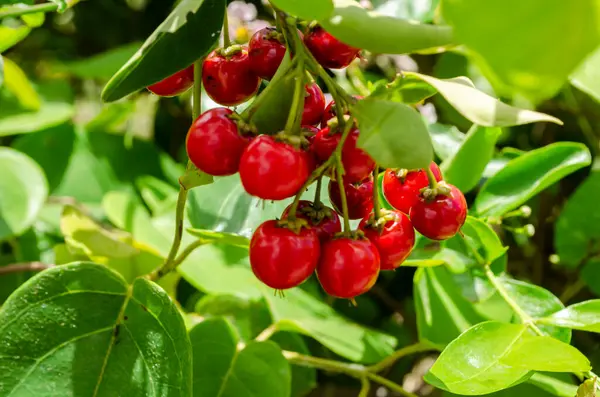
[334,121,355,234]
[287,155,335,221]
[425,166,438,189]
[242,57,296,122]
[0,0,80,18]
[314,176,323,206]
[223,7,231,48]
[372,166,382,220]
[284,58,306,134]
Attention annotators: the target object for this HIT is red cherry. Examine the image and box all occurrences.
[409,184,467,241]
[250,220,320,290]
[301,83,326,126]
[304,26,360,69]
[202,47,261,106]
[382,162,443,214]
[321,96,363,127]
[147,66,194,97]
[186,108,250,176]
[312,126,375,183]
[359,211,416,270]
[328,177,373,220]
[240,135,310,200]
[317,237,380,298]
[282,200,342,241]
[248,27,286,80]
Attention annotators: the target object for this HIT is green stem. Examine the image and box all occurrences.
[314,176,323,206]
[559,277,586,304]
[192,60,203,119]
[0,1,77,18]
[223,7,231,47]
[425,166,439,189]
[334,121,356,234]
[170,239,207,268]
[366,373,418,397]
[367,342,436,373]
[287,154,335,220]
[285,59,305,134]
[358,377,370,397]
[372,166,381,220]
[255,324,279,342]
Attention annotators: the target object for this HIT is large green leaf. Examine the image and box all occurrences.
[263,286,397,364]
[54,42,141,80]
[0,147,48,241]
[542,300,600,333]
[0,25,30,53]
[441,125,501,192]
[442,0,600,101]
[0,102,74,136]
[0,55,3,88]
[319,0,454,54]
[102,0,225,102]
[571,46,600,103]
[425,322,531,395]
[554,171,600,267]
[460,216,506,266]
[189,317,291,397]
[271,0,332,20]
[501,278,570,342]
[352,99,433,169]
[414,266,486,348]
[373,0,439,22]
[404,73,562,126]
[475,143,592,217]
[2,56,40,110]
[501,334,590,372]
[0,262,192,396]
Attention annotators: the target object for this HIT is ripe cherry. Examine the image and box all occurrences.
[304,25,360,69]
[359,211,415,270]
[202,46,261,106]
[382,163,443,214]
[282,200,341,241]
[186,108,250,176]
[248,27,286,80]
[250,220,320,290]
[409,184,467,241]
[147,66,194,97]
[301,83,326,126]
[317,237,380,298]
[312,126,375,183]
[328,177,373,220]
[240,135,311,200]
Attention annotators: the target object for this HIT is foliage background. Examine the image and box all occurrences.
[1,0,600,396]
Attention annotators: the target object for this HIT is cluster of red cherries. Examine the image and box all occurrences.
[147,25,467,300]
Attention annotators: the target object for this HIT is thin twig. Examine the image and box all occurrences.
[0,262,54,275]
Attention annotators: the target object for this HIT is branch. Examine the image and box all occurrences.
[0,0,80,19]
[0,262,54,275]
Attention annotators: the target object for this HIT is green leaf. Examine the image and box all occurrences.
[501,334,590,372]
[271,0,332,20]
[0,103,74,136]
[571,46,600,103]
[442,0,600,101]
[49,0,67,12]
[429,123,465,160]
[102,0,225,102]
[319,0,454,54]
[187,228,250,248]
[414,266,486,348]
[442,125,501,192]
[528,373,579,397]
[460,216,506,265]
[54,42,142,80]
[0,25,30,53]
[542,300,600,333]
[582,259,600,297]
[0,262,192,396]
[263,286,397,364]
[475,143,592,217]
[271,333,317,397]
[501,278,570,343]
[404,72,563,126]
[352,99,433,169]
[0,55,4,88]
[555,171,600,267]
[2,56,40,110]
[189,317,291,397]
[576,378,597,397]
[425,321,531,395]
[245,53,296,135]
[373,0,439,22]
[0,147,48,241]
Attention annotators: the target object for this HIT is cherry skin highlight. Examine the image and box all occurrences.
[239,135,311,200]
[359,211,416,270]
[202,47,261,106]
[382,162,443,214]
[317,237,380,298]
[147,66,194,97]
[250,220,320,290]
[409,184,468,241]
[186,108,250,176]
